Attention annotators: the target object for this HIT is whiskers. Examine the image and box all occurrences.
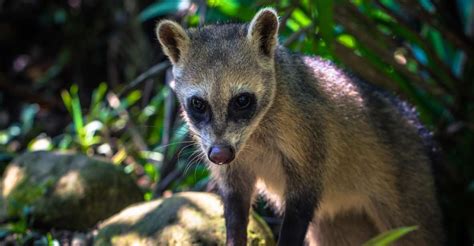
[153,140,195,151]
[139,124,208,182]
[183,149,206,177]
[161,135,207,181]
[141,124,206,142]
[176,142,199,163]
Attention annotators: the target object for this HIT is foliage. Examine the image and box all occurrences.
[0,0,472,244]
[363,226,418,246]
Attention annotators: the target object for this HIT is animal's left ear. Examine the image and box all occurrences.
[155,20,190,65]
[247,8,279,58]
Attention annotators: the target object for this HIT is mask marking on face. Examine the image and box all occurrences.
[180,85,212,128]
[227,92,257,122]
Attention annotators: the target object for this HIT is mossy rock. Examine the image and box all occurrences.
[0,151,143,230]
[95,192,275,246]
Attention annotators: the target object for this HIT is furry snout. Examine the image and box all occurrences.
[208,145,235,165]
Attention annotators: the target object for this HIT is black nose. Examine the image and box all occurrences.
[208,145,235,165]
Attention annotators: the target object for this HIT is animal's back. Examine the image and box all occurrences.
[266,52,444,245]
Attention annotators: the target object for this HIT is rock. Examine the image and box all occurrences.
[95,192,275,246]
[0,151,143,230]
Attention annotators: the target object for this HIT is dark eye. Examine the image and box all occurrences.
[190,97,207,113]
[233,93,252,110]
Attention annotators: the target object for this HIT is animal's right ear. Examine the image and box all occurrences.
[155,20,190,64]
[247,8,279,59]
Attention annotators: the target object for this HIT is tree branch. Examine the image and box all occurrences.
[118,61,170,97]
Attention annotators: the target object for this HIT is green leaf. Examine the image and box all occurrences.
[0,131,9,145]
[58,134,73,150]
[61,90,72,113]
[363,226,418,246]
[90,83,108,118]
[144,191,153,201]
[286,19,301,32]
[292,8,312,27]
[139,0,185,22]
[186,14,200,27]
[337,34,357,49]
[315,0,334,49]
[145,86,170,144]
[144,162,159,182]
[124,90,142,108]
[207,0,240,16]
[427,28,447,62]
[83,121,103,146]
[71,101,84,142]
[68,85,86,147]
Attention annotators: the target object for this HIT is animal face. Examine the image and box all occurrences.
[156,8,279,165]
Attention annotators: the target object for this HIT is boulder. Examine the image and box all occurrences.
[0,151,143,230]
[95,192,275,245]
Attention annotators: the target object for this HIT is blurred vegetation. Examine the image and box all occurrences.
[0,0,472,244]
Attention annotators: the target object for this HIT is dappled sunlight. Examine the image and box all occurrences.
[177,206,207,228]
[109,232,148,246]
[158,224,194,244]
[2,165,23,197]
[180,192,223,217]
[55,170,84,197]
[304,56,365,108]
[102,199,164,226]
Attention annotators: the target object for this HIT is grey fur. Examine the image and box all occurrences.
[156,8,444,246]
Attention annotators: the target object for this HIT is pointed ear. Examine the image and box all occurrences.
[247,8,279,58]
[155,20,190,64]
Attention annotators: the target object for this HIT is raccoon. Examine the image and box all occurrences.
[155,8,444,246]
